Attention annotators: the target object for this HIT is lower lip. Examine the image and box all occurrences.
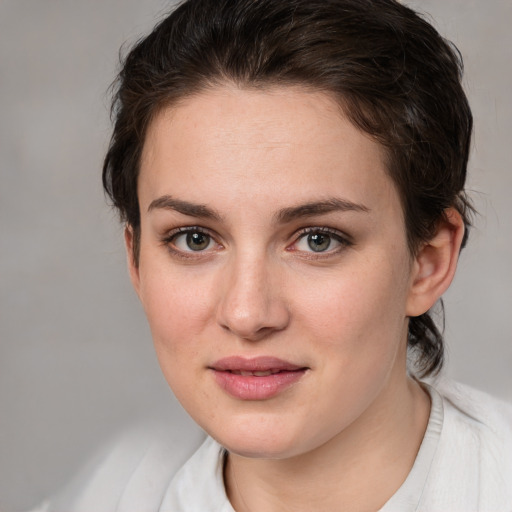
[211,369,307,400]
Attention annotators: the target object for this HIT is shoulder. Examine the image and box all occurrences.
[423,379,512,511]
[435,378,512,438]
[158,436,230,511]
[38,420,205,512]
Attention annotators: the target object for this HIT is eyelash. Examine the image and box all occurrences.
[160,226,221,260]
[289,227,352,259]
[160,226,352,260]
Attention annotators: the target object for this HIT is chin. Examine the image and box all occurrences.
[208,419,308,460]
[220,438,296,460]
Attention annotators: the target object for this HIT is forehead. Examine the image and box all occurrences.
[139,85,398,217]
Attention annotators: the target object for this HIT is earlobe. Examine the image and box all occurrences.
[124,225,141,297]
[406,209,465,317]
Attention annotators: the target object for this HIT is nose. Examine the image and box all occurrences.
[216,254,290,342]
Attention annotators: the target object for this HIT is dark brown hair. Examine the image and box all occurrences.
[103,0,473,377]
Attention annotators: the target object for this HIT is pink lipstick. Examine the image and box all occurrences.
[210,356,308,400]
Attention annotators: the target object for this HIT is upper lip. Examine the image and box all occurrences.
[210,356,306,372]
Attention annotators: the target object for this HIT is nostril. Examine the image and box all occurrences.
[220,322,281,342]
[215,265,291,339]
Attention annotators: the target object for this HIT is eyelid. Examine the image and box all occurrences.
[161,226,223,257]
[161,225,211,242]
[288,226,352,255]
[160,225,351,259]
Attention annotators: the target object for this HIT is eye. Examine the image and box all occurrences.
[293,228,349,254]
[303,232,332,252]
[165,228,216,253]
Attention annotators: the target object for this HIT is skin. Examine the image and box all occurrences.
[127,85,464,511]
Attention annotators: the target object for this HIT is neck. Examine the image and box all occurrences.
[225,375,430,512]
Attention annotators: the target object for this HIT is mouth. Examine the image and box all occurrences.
[209,356,308,400]
[210,355,306,372]
[227,369,285,376]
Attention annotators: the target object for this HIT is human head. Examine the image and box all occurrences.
[103,0,473,377]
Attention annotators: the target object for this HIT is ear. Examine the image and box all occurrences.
[124,225,141,297]
[406,209,465,317]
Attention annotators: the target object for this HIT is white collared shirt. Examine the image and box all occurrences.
[34,380,512,512]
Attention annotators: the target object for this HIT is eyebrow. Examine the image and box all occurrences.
[147,195,369,223]
[147,195,222,221]
[276,198,370,223]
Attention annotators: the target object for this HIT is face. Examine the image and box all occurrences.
[130,85,421,459]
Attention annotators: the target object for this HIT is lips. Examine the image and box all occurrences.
[230,369,282,376]
[210,356,308,400]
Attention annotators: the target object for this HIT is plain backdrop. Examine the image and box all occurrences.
[1,1,511,510]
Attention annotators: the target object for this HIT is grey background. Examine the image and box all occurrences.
[1,1,511,510]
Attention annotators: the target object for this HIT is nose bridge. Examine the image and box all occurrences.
[216,247,289,340]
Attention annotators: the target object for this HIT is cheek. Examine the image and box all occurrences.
[286,261,410,434]
[293,256,410,361]
[139,269,216,411]
[138,259,215,358]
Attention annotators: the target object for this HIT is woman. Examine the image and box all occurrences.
[37,0,512,510]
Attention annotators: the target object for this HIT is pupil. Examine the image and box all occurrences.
[186,232,210,251]
[308,233,330,252]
